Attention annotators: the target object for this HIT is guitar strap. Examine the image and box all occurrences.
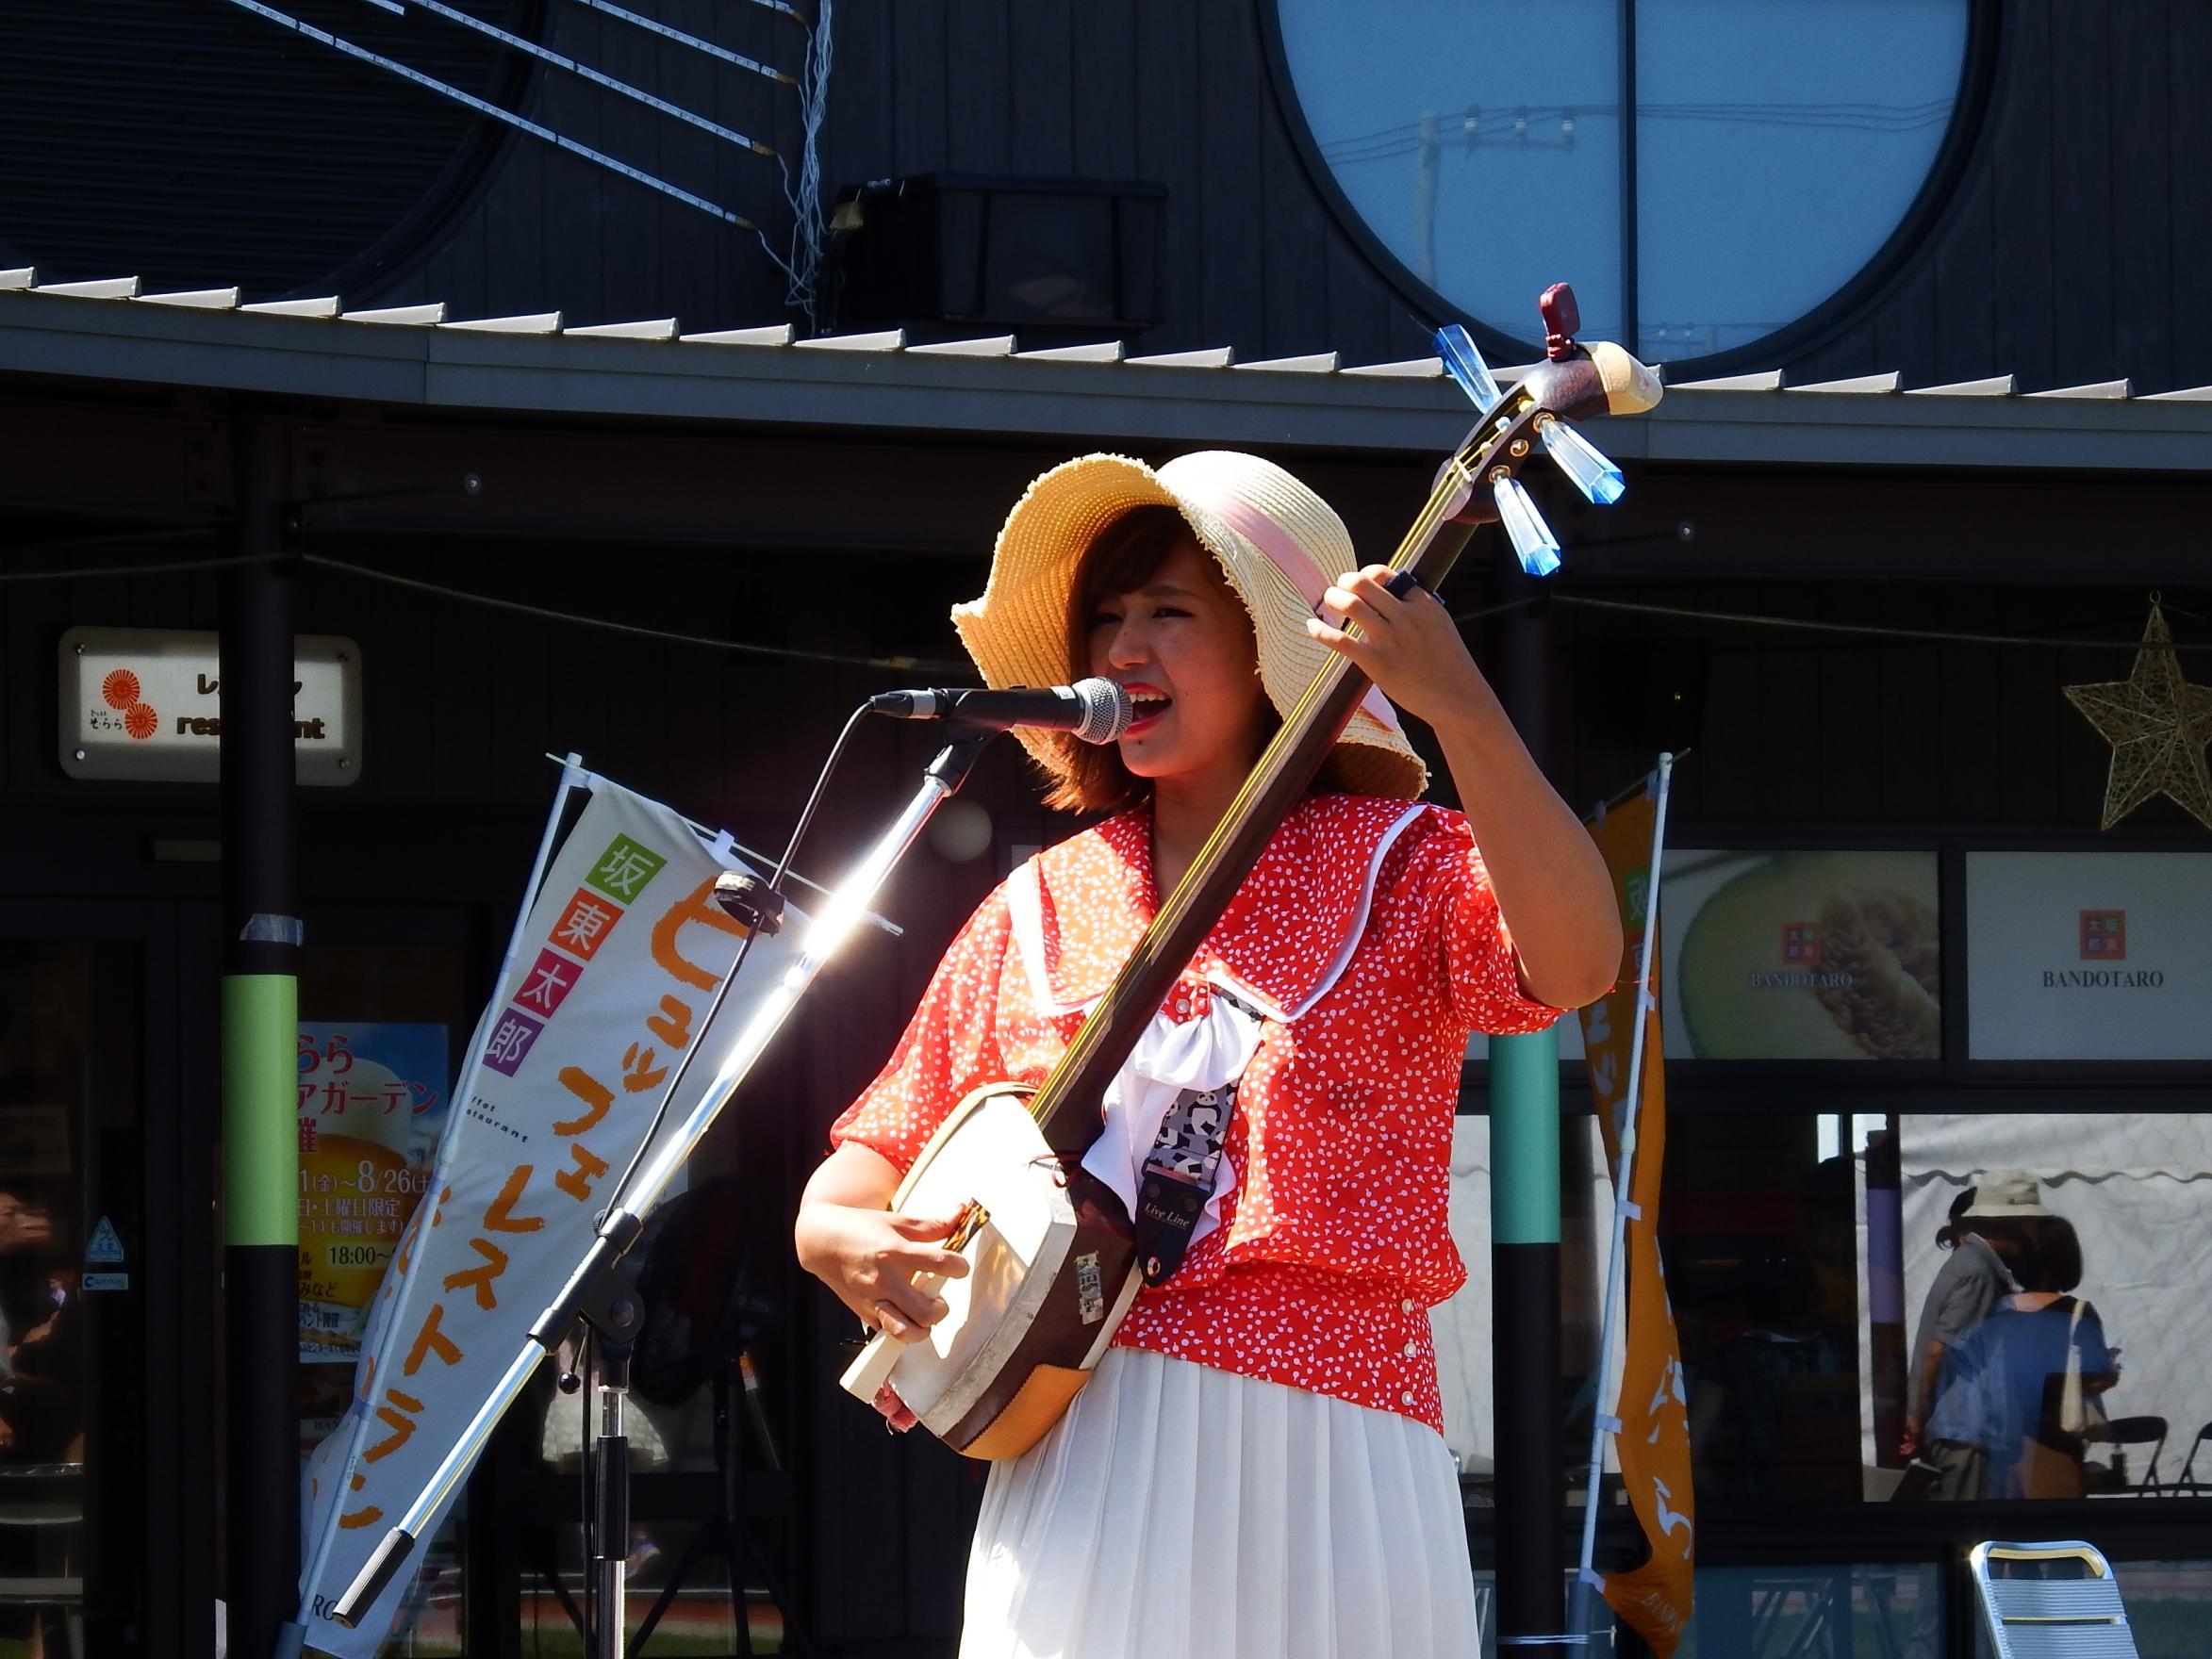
[1132,984,1263,1287]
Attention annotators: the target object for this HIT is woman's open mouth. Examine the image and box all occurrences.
[1122,688,1172,735]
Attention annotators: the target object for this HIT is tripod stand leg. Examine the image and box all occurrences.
[720,1365,817,1658]
[630,1521,713,1653]
[526,1519,587,1642]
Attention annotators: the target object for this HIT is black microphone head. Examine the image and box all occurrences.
[1068,677,1133,744]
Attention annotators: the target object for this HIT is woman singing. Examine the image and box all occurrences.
[795,451,1622,1658]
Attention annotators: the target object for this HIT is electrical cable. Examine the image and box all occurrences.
[1549,593,2212,652]
[601,694,885,1216]
[771,700,872,892]
[1320,97,1956,164]
[11,535,2201,658]
[0,550,281,583]
[777,0,834,325]
[302,553,966,675]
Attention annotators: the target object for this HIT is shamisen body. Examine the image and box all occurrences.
[795,451,1624,1659]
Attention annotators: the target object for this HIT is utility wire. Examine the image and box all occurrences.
[0,550,282,583]
[303,553,966,675]
[1320,97,1956,163]
[10,537,2201,661]
[1551,593,2212,653]
[1,539,961,672]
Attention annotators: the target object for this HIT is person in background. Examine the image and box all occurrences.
[0,1189,81,1469]
[1687,1244,1857,1501]
[0,1183,75,1659]
[1931,1211,2116,1501]
[1900,1179,2026,1500]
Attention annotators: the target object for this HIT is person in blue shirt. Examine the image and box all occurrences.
[1925,1207,2118,1500]
[1905,1179,2030,1499]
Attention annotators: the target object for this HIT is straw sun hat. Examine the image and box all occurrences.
[951,451,1428,801]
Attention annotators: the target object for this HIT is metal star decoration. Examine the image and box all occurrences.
[2063,599,2212,831]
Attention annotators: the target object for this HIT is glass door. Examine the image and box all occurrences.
[0,897,200,1659]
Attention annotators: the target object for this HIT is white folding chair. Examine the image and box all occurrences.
[1969,1541,2139,1659]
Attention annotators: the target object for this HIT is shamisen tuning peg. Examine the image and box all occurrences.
[1433,282,1662,574]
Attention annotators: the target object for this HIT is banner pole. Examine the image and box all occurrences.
[495,753,592,1003]
[1570,753,1676,1642]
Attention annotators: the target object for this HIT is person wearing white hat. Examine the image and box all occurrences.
[1962,1169,2051,1220]
[797,452,1623,1658]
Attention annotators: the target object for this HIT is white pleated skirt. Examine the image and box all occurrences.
[961,1346,1479,1659]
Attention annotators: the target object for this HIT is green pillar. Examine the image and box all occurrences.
[1490,1027,1561,1245]
[1490,1022,1563,1642]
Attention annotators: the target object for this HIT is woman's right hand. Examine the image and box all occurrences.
[794,1202,970,1342]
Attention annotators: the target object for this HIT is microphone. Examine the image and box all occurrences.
[867,677,1133,745]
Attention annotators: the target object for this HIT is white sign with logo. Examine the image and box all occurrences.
[58,625,362,784]
[1965,850,2212,1059]
[1659,849,1943,1060]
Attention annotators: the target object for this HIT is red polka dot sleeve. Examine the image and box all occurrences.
[1391,808,1565,1036]
[827,886,1016,1174]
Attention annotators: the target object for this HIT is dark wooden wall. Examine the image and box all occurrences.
[9,455,2206,840]
[1545,574,2212,836]
[1784,0,2212,394]
[364,0,2212,392]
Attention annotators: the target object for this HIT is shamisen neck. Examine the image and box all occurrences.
[1027,462,1475,1154]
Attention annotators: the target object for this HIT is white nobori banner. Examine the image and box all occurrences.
[296,771,807,1655]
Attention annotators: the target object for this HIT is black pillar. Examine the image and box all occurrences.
[1488,560,1566,1647]
[221,415,301,1659]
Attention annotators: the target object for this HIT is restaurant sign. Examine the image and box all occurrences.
[1659,848,1942,1059]
[59,625,362,783]
[1965,850,2212,1059]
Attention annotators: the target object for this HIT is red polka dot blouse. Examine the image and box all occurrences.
[830,793,1560,1432]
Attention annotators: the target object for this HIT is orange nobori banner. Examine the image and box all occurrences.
[294,773,808,1656]
[1579,788,1695,1656]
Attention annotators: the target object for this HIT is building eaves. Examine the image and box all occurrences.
[4,272,2212,472]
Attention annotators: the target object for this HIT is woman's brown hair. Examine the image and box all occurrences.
[1041,504,1358,814]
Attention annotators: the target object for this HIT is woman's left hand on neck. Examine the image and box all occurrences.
[1309,566,1624,1010]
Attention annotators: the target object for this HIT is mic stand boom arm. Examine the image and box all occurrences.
[331,731,996,1636]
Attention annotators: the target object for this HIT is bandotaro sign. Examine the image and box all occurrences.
[59,625,363,784]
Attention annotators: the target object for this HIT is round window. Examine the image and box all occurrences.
[1269,0,1976,365]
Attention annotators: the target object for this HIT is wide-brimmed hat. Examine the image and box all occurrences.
[950,451,1427,800]
[1965,1170,2051,1218]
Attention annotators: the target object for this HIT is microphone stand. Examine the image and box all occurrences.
[626,1346,804,1657]
[329,730,995,1655]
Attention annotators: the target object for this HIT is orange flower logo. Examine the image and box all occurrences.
[98,666,158,739]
